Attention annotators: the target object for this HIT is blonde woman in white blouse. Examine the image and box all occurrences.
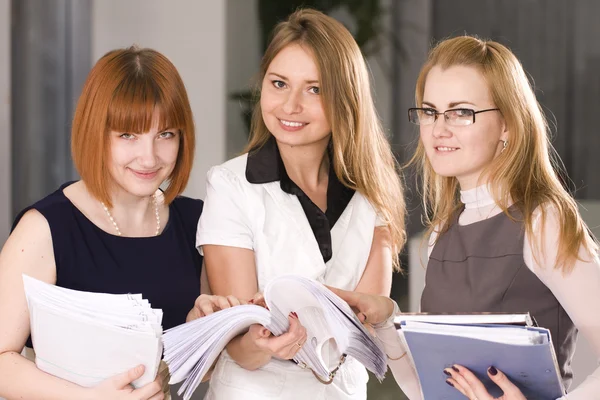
[191,9,406,400]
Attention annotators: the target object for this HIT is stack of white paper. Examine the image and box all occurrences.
[163,275,387,400]
[23,274,163,388]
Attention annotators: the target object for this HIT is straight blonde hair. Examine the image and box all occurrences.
[409,35,598,273]
[246,9,406,270]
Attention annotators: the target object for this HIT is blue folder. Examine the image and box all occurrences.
[401,323,565,400]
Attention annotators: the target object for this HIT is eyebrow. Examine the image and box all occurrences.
[422,101,477,109]
[267,72,319,85]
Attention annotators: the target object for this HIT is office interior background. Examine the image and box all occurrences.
[0,0,598,398]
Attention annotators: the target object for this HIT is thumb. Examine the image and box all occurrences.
[249,324,271,339]
[112,364,145,388]
[487,366,521,397]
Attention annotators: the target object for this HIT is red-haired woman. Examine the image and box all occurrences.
[0,46,234,400]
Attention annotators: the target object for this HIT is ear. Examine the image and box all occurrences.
[499,117,509,142]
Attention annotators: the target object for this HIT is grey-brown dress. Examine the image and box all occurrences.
[421,207,578,390]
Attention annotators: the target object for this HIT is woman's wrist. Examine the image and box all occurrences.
[227,331,272,370]
[373,297,399,329]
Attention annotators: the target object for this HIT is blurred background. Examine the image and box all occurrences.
[0,0,598,398]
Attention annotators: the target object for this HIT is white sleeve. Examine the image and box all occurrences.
[374,302,424,400]
[196,166,254,254]
[524,206,600,400]
[426,224,442,259]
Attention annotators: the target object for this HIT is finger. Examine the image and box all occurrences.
[111,364,145,388]
[362,322,376,336]
[284,328,308,359]
[251,293,268,309]
[487,366,524,398]
[249,324,272,339]
[198,299,216,316]
[456,364,493,397]
[357,312,368,323]
[445,366,477,400]
[445,377,470,398]
[215,296,231,310]
[226,295,241,307]
[187,307,203,321]
[287,313,307,339]
[262,326,303,353]
[148,392,165,400]
[133,379,162,399]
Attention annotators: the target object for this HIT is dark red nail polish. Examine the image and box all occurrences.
[489,366,498,376]
[446,380,454,387]
[452,366,460,373]
[443,370,451,376]
[248,299,254,304]
[292,312,298,318]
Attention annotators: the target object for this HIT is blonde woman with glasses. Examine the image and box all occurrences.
[333,35,600,400]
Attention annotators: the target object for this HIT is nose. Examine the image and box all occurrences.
[137,135,158,168]
[431,115,452,139]
[282,89,302,115]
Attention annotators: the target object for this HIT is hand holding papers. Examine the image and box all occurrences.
[22,274,163,388]
[395,313,565,400]
[163,275,387,400]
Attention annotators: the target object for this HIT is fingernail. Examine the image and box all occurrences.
[443,369,452,376]
[446,380,454,387]
[292,312,298,318]
[248,299,254,304]
[289,312,296,319]
[452,365,460,373]
[489,366,498,376]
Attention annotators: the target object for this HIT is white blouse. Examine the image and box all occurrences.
[196,153,383,399]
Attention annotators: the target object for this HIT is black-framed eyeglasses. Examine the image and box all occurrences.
[408,107,500,126]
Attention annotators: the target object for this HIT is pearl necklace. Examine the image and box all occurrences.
[101,195,160,236]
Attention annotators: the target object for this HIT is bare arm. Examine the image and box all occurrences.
[203,245,267,371]
[0,210,163,400]
[204,245,306,370]
[355,226,394,296]
[0,210,92,399]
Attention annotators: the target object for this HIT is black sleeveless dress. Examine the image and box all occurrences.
[13,182,203,348]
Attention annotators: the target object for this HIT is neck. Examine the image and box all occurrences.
[460,184,496,209]
[99,182,162,237]
[277,138,330,190]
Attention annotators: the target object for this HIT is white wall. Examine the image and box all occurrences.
[0,0,10,245]
[92,0,227,199]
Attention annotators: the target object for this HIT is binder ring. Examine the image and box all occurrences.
[309,354,347,385]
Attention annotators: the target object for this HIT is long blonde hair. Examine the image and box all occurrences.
[409,35,598,273]
[245,9,406,270]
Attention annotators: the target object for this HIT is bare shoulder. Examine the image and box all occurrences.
[1,208,56,282]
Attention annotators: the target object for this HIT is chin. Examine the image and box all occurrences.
[272,132,329,148]
[122,178,163,197]
[430,165,463,178]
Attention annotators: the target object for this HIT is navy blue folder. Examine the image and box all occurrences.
[401,323,565,400]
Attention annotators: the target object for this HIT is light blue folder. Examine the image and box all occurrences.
[401,323,565,400]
